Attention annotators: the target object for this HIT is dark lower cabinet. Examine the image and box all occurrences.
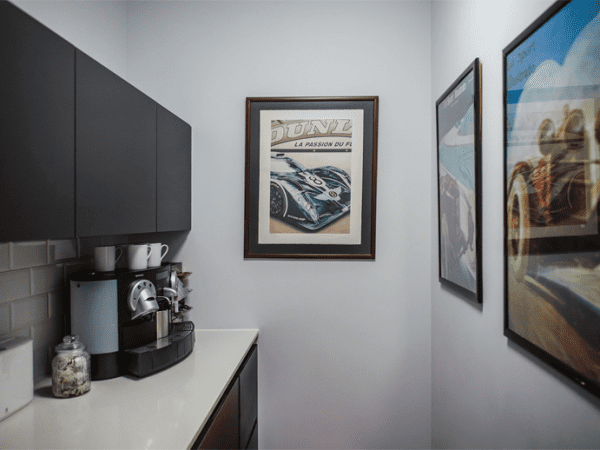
[0,1,75,242]
[192,344,258,450]
[239,344,258,449]
[197,379,240,450]
[246,422,258,450]
[76,49,157,237]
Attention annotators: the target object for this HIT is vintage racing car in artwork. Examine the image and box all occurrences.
[269,154,351,231]
[507,105,600,280]
[439,171,476,291]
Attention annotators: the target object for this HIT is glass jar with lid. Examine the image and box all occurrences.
[52,335,91,398]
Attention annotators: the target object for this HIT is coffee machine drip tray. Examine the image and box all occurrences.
[121,322,195,378]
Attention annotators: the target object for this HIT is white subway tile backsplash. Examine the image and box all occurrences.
[34,346,49,382]
[48,239,77,263]
[32,265,64,295]
[48,291,67,320]
[0,303,10,334]
[11,241,47,269]
[0,243,9,272]
[12,295,48,330]
[2,327,31,340]
[31,319,61,351]
[31,320,63,379]
[0,269,31,303]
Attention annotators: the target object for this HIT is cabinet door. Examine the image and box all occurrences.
[75,50,156,237]
[246,423,258,450]
[239,345,258,449]
[0,2,75,242]
[196,378,240,450]
[157,105,192,232]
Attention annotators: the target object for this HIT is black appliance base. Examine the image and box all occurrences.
[121,321,195,377]
[91,352,120,380]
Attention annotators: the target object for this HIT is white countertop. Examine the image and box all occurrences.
[0,329,259,450]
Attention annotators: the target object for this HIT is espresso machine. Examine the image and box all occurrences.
[70,264,194,380]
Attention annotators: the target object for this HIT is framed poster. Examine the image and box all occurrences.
[436,59,483,303]
[244,97,378,259]
[504,0,600,398]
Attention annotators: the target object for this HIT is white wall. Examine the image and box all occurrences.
[431,1,600,448]
[125,2,432,449]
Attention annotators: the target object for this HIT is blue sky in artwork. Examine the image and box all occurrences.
[507,0,600,98]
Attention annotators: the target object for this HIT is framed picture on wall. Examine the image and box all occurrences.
[244,97,378,259]
[436,59,483,303]
[504,0,600,399]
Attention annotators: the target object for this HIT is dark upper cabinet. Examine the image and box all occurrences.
[76,50,157,237]
[1,4,191,242]
[0,1,75,242]
[157,105,192,232]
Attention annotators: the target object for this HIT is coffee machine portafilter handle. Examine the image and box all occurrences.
[160,286,180,313]
[160,287,178,298]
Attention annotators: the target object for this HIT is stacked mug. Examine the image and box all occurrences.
[148,243,169,268]
[93,246,122,272]
[127,243,169,270]
[94,243,169,272]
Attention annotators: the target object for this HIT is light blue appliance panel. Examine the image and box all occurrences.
[70,279,118,354]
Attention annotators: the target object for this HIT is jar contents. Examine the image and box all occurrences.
[52,335,91,398]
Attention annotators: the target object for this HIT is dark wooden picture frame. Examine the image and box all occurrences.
[244,97,378,259]
[436,59,483,303]
[504,0,600,399]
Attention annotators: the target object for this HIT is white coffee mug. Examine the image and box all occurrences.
[127,244,152,271]
[148,243,169,268]
[94,246,122,272]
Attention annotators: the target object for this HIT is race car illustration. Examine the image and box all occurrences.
[507,105,600,280]
[439,172,476,292]
[269,154,351,231]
